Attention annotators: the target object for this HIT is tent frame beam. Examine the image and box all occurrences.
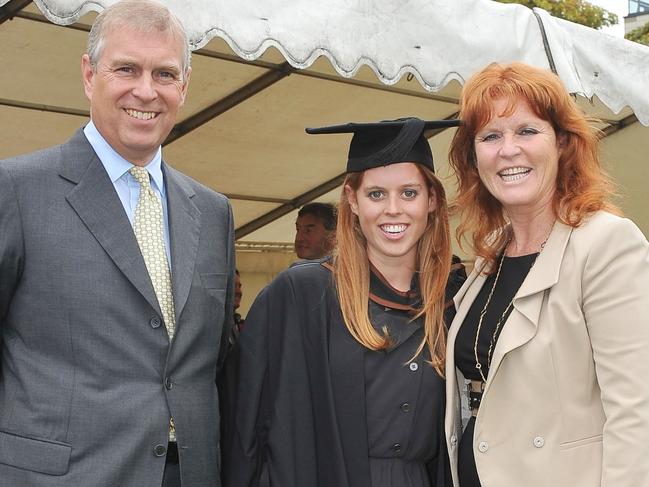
[0,97,89,117]
[164,63,295,145]
[235,173,346,239]
[0,0,31,25]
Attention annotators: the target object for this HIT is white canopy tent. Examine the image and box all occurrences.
[2,0,648,310]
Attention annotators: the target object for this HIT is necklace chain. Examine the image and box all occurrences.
[473,225,553,383]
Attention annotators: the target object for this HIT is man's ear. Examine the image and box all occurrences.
[179,66,192,106]
[344,185,359,216]
[81,54,95,102]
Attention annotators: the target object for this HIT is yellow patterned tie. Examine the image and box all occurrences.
[129,166,177,442]
[129,166,176,340]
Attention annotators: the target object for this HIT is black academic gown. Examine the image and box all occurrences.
[223,260,463,487]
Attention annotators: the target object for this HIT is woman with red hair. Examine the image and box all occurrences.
[445,61,649,487]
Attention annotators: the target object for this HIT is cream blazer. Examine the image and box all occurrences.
[445,211,649,487]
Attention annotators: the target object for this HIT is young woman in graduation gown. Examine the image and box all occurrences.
[223,117,464,487]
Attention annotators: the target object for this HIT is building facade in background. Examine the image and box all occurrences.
[626,0,649,33]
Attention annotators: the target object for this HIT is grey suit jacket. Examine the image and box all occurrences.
[0,129,235,487]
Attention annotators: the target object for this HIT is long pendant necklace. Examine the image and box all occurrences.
[473,225,553,383]
[473,248,509,383]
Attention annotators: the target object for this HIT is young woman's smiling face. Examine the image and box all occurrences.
[474,97,563,218]
[345,162,435,271]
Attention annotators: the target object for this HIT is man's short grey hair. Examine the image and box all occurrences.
[87,0,191,78]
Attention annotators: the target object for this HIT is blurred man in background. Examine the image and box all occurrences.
[294,202,336,260]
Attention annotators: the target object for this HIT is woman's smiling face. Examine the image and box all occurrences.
[474,96,563,217]
[345,162,435,271]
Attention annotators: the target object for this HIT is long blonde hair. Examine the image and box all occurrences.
[333,165,451,375]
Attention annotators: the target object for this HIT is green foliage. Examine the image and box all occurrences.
[626,22,649,46]
[495,0,618,29]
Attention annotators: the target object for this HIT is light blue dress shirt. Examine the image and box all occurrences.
[83,121,172,264]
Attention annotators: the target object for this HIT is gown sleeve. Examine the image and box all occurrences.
[426,257,465,486]
[222,281,276,487]
[423,343,453,487]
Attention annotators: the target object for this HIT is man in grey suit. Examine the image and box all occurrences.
[0,1,234,486]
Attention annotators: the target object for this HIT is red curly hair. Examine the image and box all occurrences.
[449,62,619,268]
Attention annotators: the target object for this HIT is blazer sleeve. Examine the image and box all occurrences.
[0,165,24,326]
[217,199,236,373]
[581,217,649,485]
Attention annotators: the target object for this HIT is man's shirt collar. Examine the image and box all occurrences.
[83,121,165,193]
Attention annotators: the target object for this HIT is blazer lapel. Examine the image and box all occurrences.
[61,130,160,315]
[488,222,573,381]
[164,164,200,324]
[446,262,488,429]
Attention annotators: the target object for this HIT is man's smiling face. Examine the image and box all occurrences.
[81,25,190,166]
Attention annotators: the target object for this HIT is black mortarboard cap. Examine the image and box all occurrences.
[306,117,460,173]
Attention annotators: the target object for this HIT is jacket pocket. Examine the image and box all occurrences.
[559,433,603,451]
[200,272,227,291]
[0,430,71,475]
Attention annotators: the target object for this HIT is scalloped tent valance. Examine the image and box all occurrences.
[12,0,649,125]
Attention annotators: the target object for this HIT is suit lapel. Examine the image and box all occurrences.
[61,130,160,315]
[164,164,200,324]
[488,222,573,381]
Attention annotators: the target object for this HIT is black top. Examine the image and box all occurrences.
[455,253,537,381]
[454,253,537,487]
[366,267,443,487]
